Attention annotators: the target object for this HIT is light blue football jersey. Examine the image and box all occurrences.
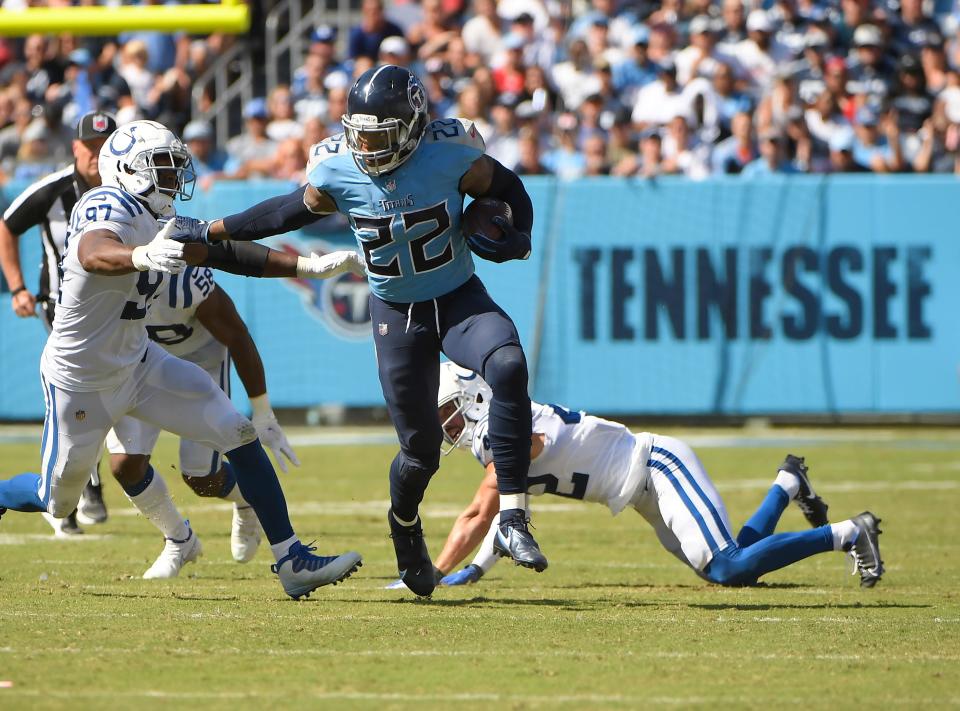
[307,118,485,303]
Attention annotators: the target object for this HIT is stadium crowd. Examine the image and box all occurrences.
[2,0,960,183]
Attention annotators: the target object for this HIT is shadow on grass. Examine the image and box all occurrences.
[379,596,661,610]
[81,590,240,602]
[688,602,931,611]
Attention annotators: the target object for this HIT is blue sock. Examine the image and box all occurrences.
[737,485,790,547]
[226,440,294,545]
[705,527,834,586]
[217,461,238,498]
[0,473,45,512]
[119,465,155,497]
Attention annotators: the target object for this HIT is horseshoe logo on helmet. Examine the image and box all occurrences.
[108,125,139,156]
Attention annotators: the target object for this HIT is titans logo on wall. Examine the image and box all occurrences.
[276,241,371,340]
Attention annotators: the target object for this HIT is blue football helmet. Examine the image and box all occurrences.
[342,65,428,176]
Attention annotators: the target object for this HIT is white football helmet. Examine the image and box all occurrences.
[438,361,492,455]
[98,120,196,217]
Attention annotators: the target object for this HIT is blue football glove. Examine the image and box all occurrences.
[440,564,484,586]
[467,215,531,264]
[162,215,211,244]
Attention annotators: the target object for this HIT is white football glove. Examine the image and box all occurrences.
[296,250,367,279]
[250,394,300,473]
[131,219,188,273]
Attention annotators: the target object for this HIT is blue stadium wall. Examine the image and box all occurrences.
[0,175,956,419]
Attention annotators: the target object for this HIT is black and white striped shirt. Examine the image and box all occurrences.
[2,165,92,309]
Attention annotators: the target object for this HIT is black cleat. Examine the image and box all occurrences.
[42,509,84,537]
[77,481,108,525]
[388,511,436,597]
[0,506,6,521]
[780,454,829,528]
[493,511,548,572]
[849,511,884,588]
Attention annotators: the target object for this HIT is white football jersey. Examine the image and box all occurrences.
[471,402,653,515]
[144,265,222,368]
[41,186,165,392]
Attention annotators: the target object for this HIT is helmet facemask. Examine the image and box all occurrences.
[129,145,196,216]
[342,70,428,176]
[437,363,492,456]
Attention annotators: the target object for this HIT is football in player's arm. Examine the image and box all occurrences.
[392,364,885,590]
[172,65,547,599]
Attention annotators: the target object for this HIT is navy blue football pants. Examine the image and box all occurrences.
[370,275,531,521]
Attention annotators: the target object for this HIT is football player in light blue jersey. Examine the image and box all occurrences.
[176,64,547,597]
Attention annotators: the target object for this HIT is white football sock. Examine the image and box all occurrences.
[127,473,189,542]
[499,493,526,513]
[220,481,248,506]
[269,534,300,562]
[774,470,801,499]
[830,520,859,551]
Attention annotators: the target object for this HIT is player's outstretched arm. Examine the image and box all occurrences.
[198,184,338,243]
[459,155,533,263]
[77,221,198,275]
[202,239,364,280]
[433,466,500,575]
[195,284,300,472]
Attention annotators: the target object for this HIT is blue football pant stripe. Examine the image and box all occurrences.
[651,446,735,547]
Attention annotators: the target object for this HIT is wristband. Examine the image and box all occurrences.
[10,286,27,296]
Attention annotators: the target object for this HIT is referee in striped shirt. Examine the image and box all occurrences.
[0,111,117,535]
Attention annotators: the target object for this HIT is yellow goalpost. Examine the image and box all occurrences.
[0,0,250,36]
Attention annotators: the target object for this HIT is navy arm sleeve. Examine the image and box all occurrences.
[221,184,326,242]
[201,240,271,277]
[476,160,533,235]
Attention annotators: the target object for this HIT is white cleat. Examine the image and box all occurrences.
[143,526,202,579]
[231,504,262,563]
[41,511,84,537]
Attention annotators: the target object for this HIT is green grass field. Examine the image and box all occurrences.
[0,426,958,709]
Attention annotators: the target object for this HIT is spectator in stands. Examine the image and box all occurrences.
[717,0,747,53]
[851,106,904,172]
[294,54,330,122]
[806,89,851,165]
[23,35,62,105]
[0,97,33,177]
[408,0,457,61]
[378,36,413,69]
[892,54,933,135]
[582,132,610,175]
[13,119,57,182]
[676,15,736,85]
[493,34,526,95]
[266,85,303,141]
[225,98,277,178]
[711,110,756,174]
[324,86,349,136]
[637,128,664,178]
[828,128,865,172]
[461,0,503,66]
[292,25,346,99]
[612,25,658,108]
[552,39,600,110]
[182,120,227,185]
[662,114,711,179]
[514,125,551,175]
[450,82,492,138]
[741,131,798,176]
[702,59,752,140]
[270,137,307,182]
[118,39,155,114]
[792,30,830,107]
[486,92,521,168]
[349,0,405,61]
[919,30,950,94]
[893,0,942,57]
[846,24,894,105]
[521,64,557,115]
[632,59,695,128]
[912,100,958,173]
[735,10,792,96]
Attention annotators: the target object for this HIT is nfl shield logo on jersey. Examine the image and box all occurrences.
[379,322,389,336]
[75,409,86,422]
[384,179,397,193]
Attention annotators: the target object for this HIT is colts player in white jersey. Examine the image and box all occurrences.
[105,264,305,579]
[390,363,884,590]
[0,120,362,599]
